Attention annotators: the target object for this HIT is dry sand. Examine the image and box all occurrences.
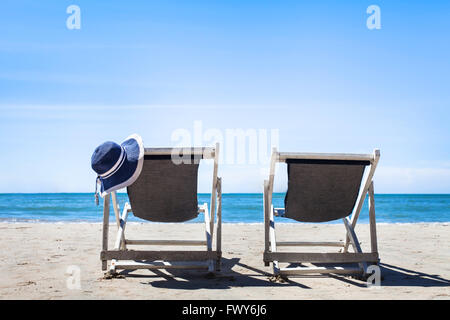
[0,222,449,299]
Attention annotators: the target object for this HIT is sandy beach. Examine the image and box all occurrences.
[0,222,449,300]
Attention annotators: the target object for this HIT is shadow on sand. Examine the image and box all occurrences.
[328,262,450,288]
[378,263,449,287]
[117,257,311,289]
[114,259,450,290]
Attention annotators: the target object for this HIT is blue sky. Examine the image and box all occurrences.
[0,1,449,193]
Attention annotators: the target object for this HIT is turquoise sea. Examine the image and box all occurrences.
[0,193,449,223]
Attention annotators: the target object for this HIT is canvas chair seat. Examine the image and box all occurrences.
[127,157,200,222]
[284,159,370,222]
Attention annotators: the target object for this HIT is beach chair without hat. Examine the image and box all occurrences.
[263,148,380,278]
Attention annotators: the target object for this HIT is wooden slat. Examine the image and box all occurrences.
[276,241,344,247]
[343,218,363,254]
[268,148,277,206]
[110,203,130,272]
[203,202,214,272]
[112,260,209,270]
[111,192,126,250]
[263,252,379,263]
[209,142,219,239]
[264,149,276,268]
[343,217,367,273]
[125,239,206,246]
[269,206,277,253]
[269,204,280,274]
[216,177,222,260]
[101,194,110,271]
[278,152,374,162]
[144,147,215,158]
[351,149,380,226]
[344,149,380,252]
[101,250,218,261]
[203,203,212,251]
[113,204,129,250]
[263,180,270,256]
[110,191,121,228]
[368,181,378,254]
[279,266,362,275]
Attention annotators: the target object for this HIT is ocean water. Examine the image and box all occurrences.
[0,193,449,224]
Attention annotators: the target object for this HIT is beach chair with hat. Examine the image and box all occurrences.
[263,148,380,278]
[91,135,222,274]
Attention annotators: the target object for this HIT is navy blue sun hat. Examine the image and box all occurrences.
[91,134,144,202]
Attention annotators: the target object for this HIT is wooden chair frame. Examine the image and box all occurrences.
[100,143,222,273]
[263,148,380,277]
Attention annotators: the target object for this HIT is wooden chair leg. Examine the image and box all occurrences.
[215,178,222,272]
[263,180,270,267]
[368,181,378,255]
[203,203,214,272]
[343,218,367,275]
[269,205,280,275]
[101,194,110,271]
[110,203,130,273]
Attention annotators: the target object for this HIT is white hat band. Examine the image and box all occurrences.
[99,147,125,179]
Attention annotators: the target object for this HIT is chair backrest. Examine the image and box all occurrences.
[127,147,217,223]
[268,150,380,223]
[284,159,369,222]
